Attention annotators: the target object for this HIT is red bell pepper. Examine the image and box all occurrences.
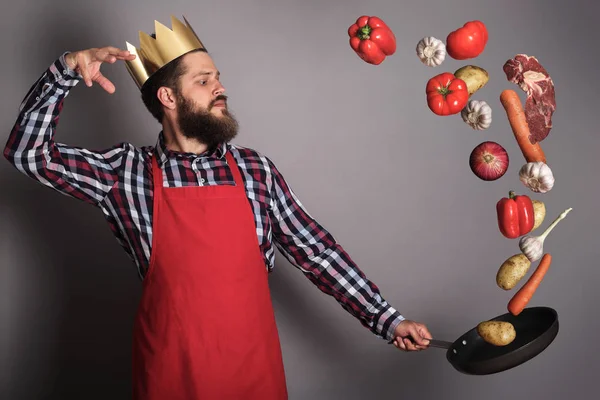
[446,20,488,60]
[496,190,535,239]
[348,16,396,65]
[425,72,469,116]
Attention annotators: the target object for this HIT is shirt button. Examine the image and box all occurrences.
[200,178,205,183]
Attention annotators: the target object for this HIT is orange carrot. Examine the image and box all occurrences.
[499,89,547,164]
[507,253,552,316]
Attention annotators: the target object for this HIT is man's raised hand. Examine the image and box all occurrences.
[65,46,136,94]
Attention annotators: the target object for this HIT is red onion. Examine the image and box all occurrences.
[469,141,509,181]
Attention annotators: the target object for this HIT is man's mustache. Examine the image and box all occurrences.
[209,95,228,108]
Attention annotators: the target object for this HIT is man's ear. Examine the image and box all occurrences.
[157,87,177,111]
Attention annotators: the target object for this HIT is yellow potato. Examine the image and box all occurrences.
[532,200,546,231]
[454,65,489,96]
[496,254,531,290]
[477,321,516,346]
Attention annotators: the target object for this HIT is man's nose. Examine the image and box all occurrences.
[213,81,225,96]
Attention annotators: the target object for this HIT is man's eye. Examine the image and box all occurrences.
[197,80,207,85]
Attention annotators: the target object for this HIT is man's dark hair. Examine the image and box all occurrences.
[140,40,207,123]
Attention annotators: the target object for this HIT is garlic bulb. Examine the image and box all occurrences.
[519,162,555,193]
[461,100,492,130]
[519,236,544,262]
[416,37,446,67]
[519,207,572,262]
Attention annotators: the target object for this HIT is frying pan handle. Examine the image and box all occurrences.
[424,338,453,349]
[396,336,453,350]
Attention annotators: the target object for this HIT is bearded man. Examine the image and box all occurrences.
[4,16,432,400]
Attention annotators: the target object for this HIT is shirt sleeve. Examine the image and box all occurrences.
[265,156,405,342]
[3,52,129,206]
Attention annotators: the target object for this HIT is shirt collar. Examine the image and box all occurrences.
[154,131,228,165]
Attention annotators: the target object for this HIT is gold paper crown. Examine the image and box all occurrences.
[125,15,206,89]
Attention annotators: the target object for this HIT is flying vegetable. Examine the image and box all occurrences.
[348,16,396,65]
[519,208,572,262]
[496,191,535,239]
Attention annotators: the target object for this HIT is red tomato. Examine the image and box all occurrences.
[425,72,469,116]
[446,20,488,60]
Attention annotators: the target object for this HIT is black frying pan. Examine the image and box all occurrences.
[413,306,559,375]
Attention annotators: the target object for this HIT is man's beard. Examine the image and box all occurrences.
[176,94,239,152]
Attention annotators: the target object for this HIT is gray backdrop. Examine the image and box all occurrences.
[1,0,598,399]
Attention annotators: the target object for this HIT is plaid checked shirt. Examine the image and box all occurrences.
[4,52,405,341]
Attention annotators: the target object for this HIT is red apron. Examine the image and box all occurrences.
[131,151,288,399]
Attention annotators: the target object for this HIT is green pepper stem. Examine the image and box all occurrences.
[437,86,451,97]
[509,190,516,199]
[357,25,372,40]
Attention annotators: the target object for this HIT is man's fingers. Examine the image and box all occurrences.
[94,73,116,94]
[99,46,136,61]
[394,339,407,351]
[71,52,92,86]
[93,49,116,63]
[101,46,130,55]
[421,327,433,344]
[406,326,422,344]
[394,336,428,352]
[403,338,418,351]
[78,47,136,68]
[409,326,429,347]
[115,54,136,61]
[392,321,433,352]
[415,343,428,351]
[98,52,135,63]
[78,64,93,87]
[417,326,433,347]
[68,47,135,90]
[114,50,136,60]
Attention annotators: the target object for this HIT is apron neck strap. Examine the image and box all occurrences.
[151,152,163,198]
[225,151,244,188]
